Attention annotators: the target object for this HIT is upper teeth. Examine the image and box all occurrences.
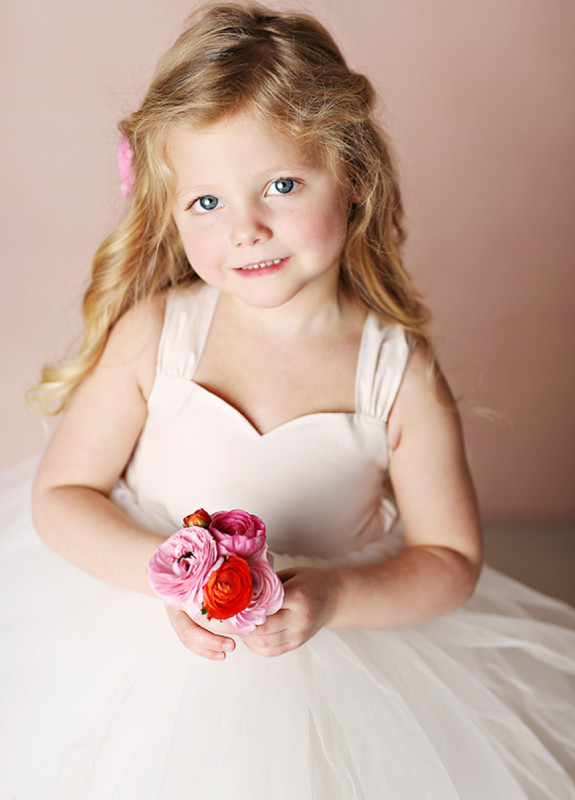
[241,259,282,270]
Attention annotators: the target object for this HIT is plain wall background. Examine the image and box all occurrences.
[1,0,574,525]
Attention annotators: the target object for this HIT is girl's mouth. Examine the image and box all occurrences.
[234,257,289,276]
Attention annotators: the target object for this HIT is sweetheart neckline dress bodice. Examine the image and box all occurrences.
[124,280,410,561]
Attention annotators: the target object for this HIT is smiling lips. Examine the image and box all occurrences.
[234,257,288,275]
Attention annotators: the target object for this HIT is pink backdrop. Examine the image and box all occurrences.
[2,0,574,523]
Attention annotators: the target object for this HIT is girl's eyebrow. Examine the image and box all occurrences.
[259,162,314,177]
[176,184,213,199]
[263,161,310,171]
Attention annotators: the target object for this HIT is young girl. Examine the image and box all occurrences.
[1,3,574,797]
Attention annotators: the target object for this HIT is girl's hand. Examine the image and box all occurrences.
[166,605,236,661]
[240,567,342,657]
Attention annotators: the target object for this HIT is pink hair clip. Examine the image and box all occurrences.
[118,136,135,198]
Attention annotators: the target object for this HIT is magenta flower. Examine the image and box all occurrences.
[147,507,284,633]
[146,528,222,618]
[209,509,267,561]
[117,135,135,198]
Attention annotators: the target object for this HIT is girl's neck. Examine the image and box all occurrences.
[193,278,368,436]
[214,277,361,342]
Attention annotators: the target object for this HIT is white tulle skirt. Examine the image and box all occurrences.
[1,458,574,799]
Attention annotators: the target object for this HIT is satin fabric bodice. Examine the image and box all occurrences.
[124,282,410,558]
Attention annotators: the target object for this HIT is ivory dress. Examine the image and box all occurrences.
[1,281,574,799]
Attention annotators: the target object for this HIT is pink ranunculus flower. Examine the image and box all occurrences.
[209,509,268,561]
[146,528,222,618]
[225,556,285,633]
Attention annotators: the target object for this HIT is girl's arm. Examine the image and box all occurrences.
[241,345,483,656]
[32,295,236,661]
[32,297,164,593]
[331,344,483,628]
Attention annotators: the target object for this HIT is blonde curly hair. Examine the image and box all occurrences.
[30,2,431,414]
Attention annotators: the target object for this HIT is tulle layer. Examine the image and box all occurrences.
[1,459,574,799]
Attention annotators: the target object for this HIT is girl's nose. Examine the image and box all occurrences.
[231,207,272,247]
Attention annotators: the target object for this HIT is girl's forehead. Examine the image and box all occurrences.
[166,112,317,173]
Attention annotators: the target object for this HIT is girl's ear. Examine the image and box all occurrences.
[346,180,360,220]
[347,177,361,205]
[349,187,361,209]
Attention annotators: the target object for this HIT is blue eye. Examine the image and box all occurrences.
[193,195,220,212]
[267,179,298,195]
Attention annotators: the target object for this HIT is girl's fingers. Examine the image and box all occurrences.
[166,606,236,660]
[241,610,301,656]
[249,609,290,635]
[243,626,290,649]
[276,567,298,583]
[242,633,298,657]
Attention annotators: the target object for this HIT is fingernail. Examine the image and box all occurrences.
[222,640,234,652]
[214,652,225,661]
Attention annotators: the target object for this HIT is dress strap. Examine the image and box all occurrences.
[155,281,219,379]
[356,315,413,422]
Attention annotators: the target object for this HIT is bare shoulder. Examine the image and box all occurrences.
[386,340,482,567]
[100,291,167,399]
[33,292,167,495]
[387,342,458,453]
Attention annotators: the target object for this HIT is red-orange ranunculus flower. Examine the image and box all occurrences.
[203,557,253,620]
[183,508,212,529]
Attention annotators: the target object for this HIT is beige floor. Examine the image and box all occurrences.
[483,523,575,607]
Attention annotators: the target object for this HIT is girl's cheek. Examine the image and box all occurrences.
[180,232,221,272]
[295,211,347,250]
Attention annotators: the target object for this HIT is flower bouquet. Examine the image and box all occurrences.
[146,508,284,633]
